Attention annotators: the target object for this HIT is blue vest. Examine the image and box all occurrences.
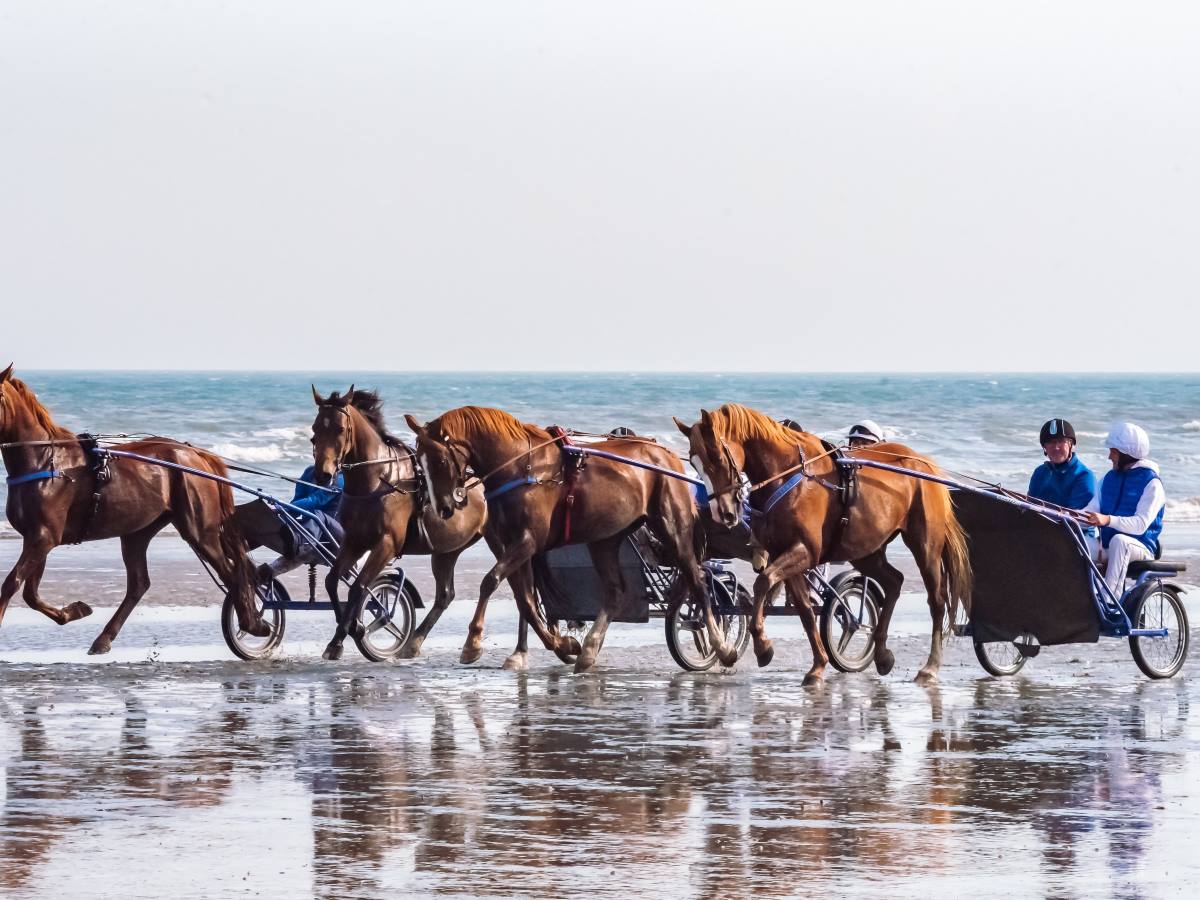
[1098,466,1163,554]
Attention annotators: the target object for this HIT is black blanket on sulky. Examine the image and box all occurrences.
[953,490,1100,645]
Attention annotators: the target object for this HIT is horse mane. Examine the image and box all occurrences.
[432,406,544,443]
[0,376,74,440]
[709,403,808,448]
[331,388,407,449]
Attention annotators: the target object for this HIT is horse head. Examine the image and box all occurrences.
[675,409,746,529]
[405,413,470,520]
[309,384,355,486]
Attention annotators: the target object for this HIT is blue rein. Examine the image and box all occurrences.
[759,471,807,515]
[6,469,63,486]
[484,474,539,502]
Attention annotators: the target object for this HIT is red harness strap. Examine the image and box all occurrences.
[547,425,583,542]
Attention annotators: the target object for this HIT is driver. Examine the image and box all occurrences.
[1028,418,1096,511]
[847,420,884,449]
[234,465,345,583]
[1082,422,1165,598]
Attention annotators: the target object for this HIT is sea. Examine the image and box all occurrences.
[3,371,1199,534]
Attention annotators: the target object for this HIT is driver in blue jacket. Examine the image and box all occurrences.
[239,465,344,583]
[1028,417,1096,513]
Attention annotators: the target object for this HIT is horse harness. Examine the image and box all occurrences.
[755,440,858,559]
[3,433,111,543]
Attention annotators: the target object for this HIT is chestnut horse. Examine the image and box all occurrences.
[677,404,971,684]
[309,388,488,661]
[404,406,733,672]
[0,366,266,650]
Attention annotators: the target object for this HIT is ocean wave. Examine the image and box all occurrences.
[252,426,308,442]
[1183,421,1200,432]
[210,442,286,463]
[1167,497,1200,522]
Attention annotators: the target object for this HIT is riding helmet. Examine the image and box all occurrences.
[1039,418,1076,446]
[848,420,883,444]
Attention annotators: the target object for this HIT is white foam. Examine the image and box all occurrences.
[1184,421,1200,432]
[210,442,286,462]
[252,426,307,442]
[1167,497,1200,522]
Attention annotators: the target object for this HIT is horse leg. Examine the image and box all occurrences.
[462,533,543,663]
[502,564,539,671]
[0,535,90,628]
[401,550,461,659]
[785,575,828,686]
[179,526,269,638]
[853,549,905,676]
[645,505,737,667]
[903,533,948,685]
[574,536,628,673]
[323,541,393,661]
[88,523,165,654]
[0,535,92,627]
[749,543,814,667]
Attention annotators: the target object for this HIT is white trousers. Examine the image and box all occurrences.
[1095,534,1153,599]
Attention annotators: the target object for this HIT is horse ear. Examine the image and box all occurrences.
[0,363,12,384]
[311,384,325,406]
[344,384,356,400]
[672,416,692,438]
[404,414,428,439]
[700,408,713,428]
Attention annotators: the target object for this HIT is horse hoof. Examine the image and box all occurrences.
[915,669,938,685]
[563,636,582,657]
[875,649,896,676]
[502,652,528,671]
[64,601,93,623]
[87,637,111,656]
[398,642,423,660]
[573,653,596,674]
[460,645,483,665]
[755,642,774,668]
[802,671,825,687]
[322,643,344,662]
[717,645,739,668]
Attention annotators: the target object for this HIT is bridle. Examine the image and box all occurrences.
[316,403,418,497]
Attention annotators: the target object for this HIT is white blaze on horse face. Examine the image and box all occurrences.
[692,455,720,517]
[417,451,439,502]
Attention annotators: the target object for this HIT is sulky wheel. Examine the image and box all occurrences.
[665,582,751,672]
[1128,584,1190,679]
[352,574,419,662]
[222,577,287,661]
[973,636,1035,677]
[821,572,882,673]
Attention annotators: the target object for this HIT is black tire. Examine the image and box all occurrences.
[352,574,419,662]
[222,578,287,661]
[973,637,1032,677]
[665,582,751,672]
[1129,584,1189,679]
[821,572,881,673]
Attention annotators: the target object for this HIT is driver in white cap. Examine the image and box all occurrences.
[1081,422,1165,598]
[847,420,884,449]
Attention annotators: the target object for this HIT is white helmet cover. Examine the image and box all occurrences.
[1105,421,1150,459]
[848,419,884,443]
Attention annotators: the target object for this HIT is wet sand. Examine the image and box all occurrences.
[2,641,1198,899]
[3,537,1200,897]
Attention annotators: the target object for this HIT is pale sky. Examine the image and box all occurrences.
[2,1,1197,371]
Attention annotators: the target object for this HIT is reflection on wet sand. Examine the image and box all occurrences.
[1,662,1196,898]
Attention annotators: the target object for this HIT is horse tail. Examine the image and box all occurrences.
[938,488,973,632]
[197,450,258,614]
